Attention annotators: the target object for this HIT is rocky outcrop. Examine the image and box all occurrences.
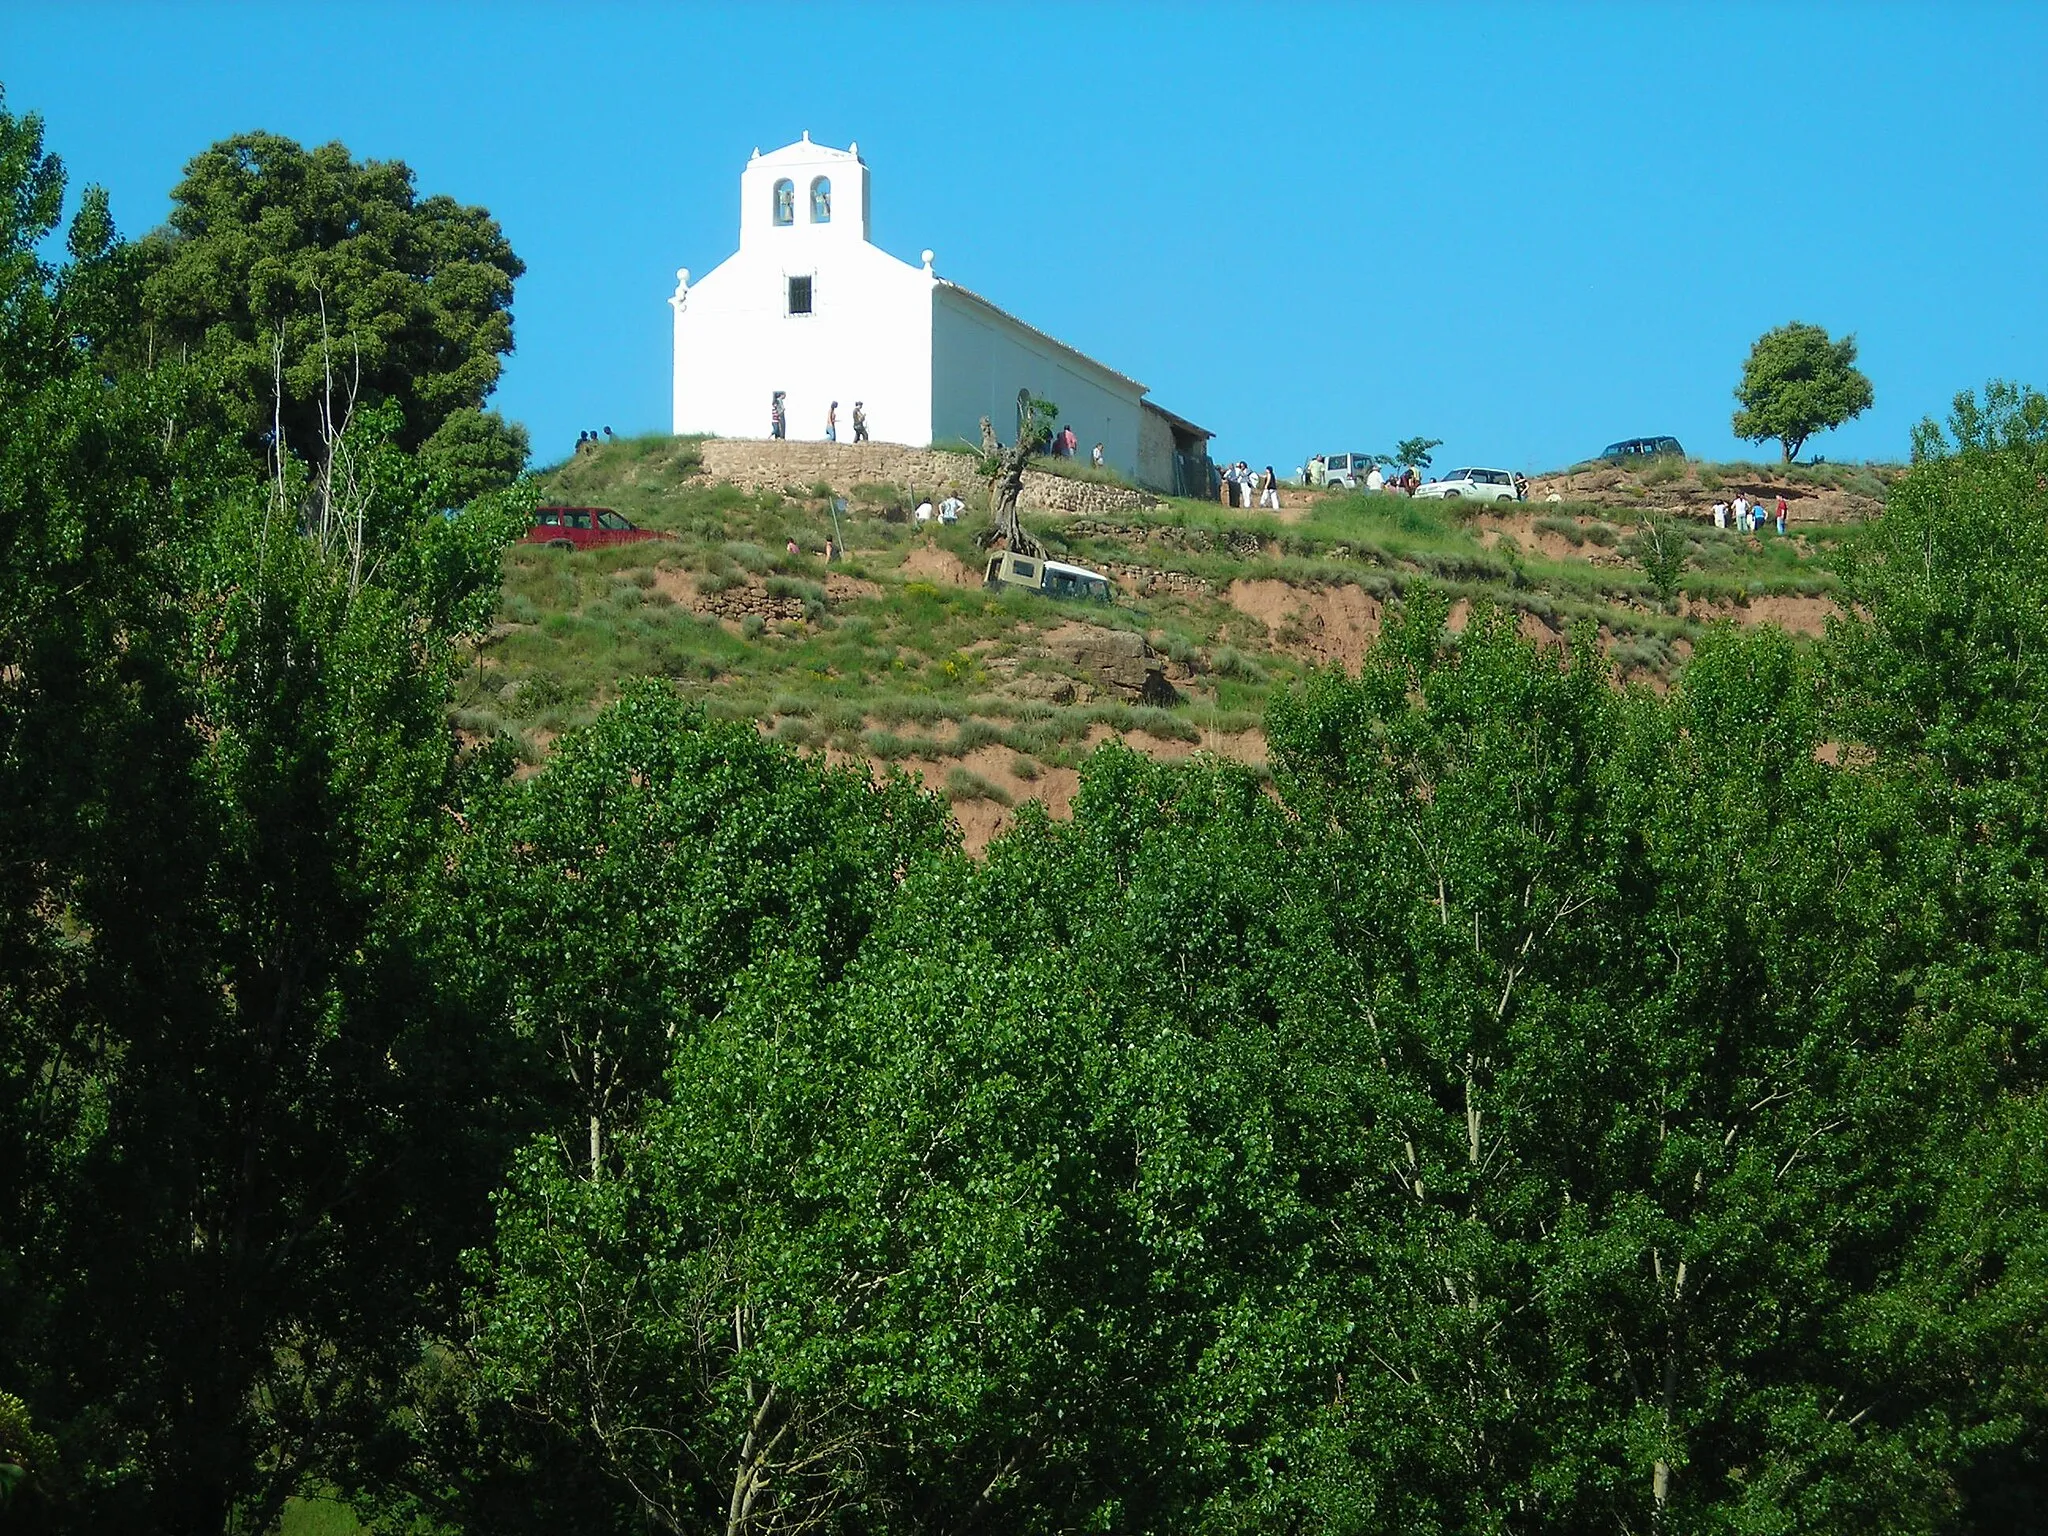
[1039,622,1179,706]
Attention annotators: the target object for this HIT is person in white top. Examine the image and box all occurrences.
[913,499,934,524]
[1365,463,1385,492]
[1713,501,1727,529]
[938,494,963,524]
[1733,496,1751,532]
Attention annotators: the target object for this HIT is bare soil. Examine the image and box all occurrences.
[1223,579,1383,672]
[897,545,983,586]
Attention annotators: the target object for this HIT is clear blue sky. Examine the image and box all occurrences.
[5,1,2043,473]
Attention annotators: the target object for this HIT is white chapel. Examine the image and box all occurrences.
[669,135,1212,495]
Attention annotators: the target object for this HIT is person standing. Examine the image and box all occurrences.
[1259,465,1281,510]
[1223,462,1242,506]
[1733,495,1750,532]
[1776,494,1788,535]
[1713,501,1727,529]
[1091,441,1105,468]
[852,401,868,442]
[770,391,787,440]
[825,401,838,442]
[1365,462,1384,492]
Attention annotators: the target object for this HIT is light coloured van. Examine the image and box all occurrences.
[984,553,1114,602]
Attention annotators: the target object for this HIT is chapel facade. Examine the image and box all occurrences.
[669,135,1211,494]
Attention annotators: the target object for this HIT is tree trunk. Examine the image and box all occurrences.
[979,413,1045,559]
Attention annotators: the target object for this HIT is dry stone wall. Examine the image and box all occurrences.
[694,438,1162,517]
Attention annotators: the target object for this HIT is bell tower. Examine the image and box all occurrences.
[737,132,870,251]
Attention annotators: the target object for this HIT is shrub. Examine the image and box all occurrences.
[1697,466,1725,492]
[771,715,822,749]
[765,576,825,602]
[1209,646,1265,682]
[724,541,773,574]
[943,767,1012,805]
[1534,516,1586,547]
[1640,456,1686,487]
[1625,513,1687,602]
[1583,523,1619,547]
[740,614,766,639]
[1011,755,1041,782]
[810,481,835,501]
[952,719,1003,754]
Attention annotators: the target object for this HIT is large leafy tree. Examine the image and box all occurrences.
[1732,321,1874,462]
[137,131,527,495]
[1,89,534,1532]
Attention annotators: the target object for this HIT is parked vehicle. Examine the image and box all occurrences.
[1598,436,1685,464]
[522,505,670,550]
[1312,452,1380,489]
[983,552,1114,602]
[1413,467,1522,502]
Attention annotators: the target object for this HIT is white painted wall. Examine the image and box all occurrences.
[673,136,932,444]
[672,135,1157,478]
[929,286,1144,476]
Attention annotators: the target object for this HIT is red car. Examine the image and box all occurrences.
[522,505,670,550]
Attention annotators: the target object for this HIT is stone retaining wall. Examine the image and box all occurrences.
[694,438,1162,517]
[1102,563,1213,598]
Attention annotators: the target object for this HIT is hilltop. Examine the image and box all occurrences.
[467,437,1890,848]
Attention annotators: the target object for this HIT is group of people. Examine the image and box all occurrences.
[1217,461,1282,510]
[1041,424,1105,467]
[913,492,966,526]
[1713,494,1789,535]
[574,427,615,452]
[770,394,871,444]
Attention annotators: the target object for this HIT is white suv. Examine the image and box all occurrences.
[1310,452,1379,489]
[1413,467,1522,502]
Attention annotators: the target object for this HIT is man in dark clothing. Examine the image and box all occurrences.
[852,402,868,442]
[770,391,787,440]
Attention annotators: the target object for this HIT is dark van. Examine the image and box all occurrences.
[1599,436,1685,463]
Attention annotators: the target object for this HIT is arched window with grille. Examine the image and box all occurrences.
[810,177,831,223]
[772,179,795,226]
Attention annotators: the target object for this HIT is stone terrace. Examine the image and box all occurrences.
[695,438,1164,516]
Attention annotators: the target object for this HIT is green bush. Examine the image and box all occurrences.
[1209,646,1265,682]
[1534,516,1586,547]
[943,766,1012,805]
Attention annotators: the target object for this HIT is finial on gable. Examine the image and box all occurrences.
[849,140,858,155]
[750,147,760,160]
[801,129,811,143]
[921,249,935,273]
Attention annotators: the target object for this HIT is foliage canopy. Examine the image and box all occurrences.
[1732,321,1875,462]
[2,87,2045,1536]
[137,131,528,495]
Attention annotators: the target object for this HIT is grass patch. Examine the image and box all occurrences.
[944,767,1013,805]
[474,438,1885,772]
